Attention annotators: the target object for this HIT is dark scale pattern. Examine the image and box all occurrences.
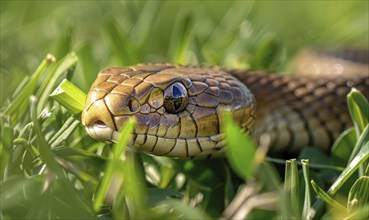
[83,64,255,158]
[323,50,369,64]
[230,70,369,153]
[82,62,368,158]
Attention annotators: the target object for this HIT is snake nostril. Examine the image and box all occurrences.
[127,97,140,112]
[128,99,133,111]
[94,120,108,128]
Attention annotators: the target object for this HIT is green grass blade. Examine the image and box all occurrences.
[203,1,253,54]
[30,96,92,216]
[52,146,105,166]
[116,152,146,219]
[330,140,369,195]
[130,1,162,46]
[267,157,344,171]
[169,11,194,64]
[47,116,78,145]
[146,188,183,205]
[284,159,300,217]
[257,162,282,191]
[3,54,55,124]
[349,124,369,163]
[311,180,346,212]
[36,52,79,114]
[75,42,99,91]
[250,34,282,70]
[50,79,86,115]
[279,188,291,219]
[93,118,135,212]
[224,163,236,205]
[310,141,369,217]
[0,118,13,180]
[347,88,369,136]
[0,176,44,218]
[348,176,369,212]
[30,96,66,176]
[301,159,311,219]
[344,205,369,219]
[11,76,29,99]
[106,20,137,65]
[155,199,210,219]
[223,111,257,180]
[331,127,356,166]
[158,159,177,188]
[49,117,80,148]
[55,25,74,60]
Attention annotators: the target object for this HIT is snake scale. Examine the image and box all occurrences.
[82,50,369,158]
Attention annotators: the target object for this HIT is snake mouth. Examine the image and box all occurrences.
[86,120,139,148]
[85,120,116,143]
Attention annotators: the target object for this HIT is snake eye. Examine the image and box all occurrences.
[164,82,188,113]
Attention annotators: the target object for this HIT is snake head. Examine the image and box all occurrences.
[82,64,255,158]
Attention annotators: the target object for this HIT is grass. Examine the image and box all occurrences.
[1,1,369,219]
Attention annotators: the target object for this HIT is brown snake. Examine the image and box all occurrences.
[81,50,369,158]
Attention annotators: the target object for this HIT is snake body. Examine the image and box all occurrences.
[82,51,369,158]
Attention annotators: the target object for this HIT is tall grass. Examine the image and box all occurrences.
[1,1,368,219]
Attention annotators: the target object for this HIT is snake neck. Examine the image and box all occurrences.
[229,70,369,153]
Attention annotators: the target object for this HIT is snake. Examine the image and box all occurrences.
[81,49,369,158]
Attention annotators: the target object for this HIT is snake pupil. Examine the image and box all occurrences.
[173,86,182,110]
[163,82,189,113]
[173,97,182,110]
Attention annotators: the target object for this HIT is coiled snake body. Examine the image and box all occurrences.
[82,50,369,158]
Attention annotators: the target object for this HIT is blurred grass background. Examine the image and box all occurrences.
[1,1,369,219]
[1,0,368,105]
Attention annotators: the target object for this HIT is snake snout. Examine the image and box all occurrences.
[82,97,119,143]
[83,108,134,145]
